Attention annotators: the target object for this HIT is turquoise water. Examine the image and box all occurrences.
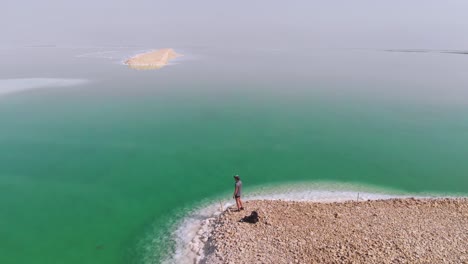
[1,47,467,263]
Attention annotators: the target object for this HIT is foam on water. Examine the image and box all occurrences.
[160,181,442,264]
[0,78,88,96]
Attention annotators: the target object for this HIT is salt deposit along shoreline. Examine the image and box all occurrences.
[161,182,467,264]
[163,186,405,263]
[203,198,468,264]
[162,182,468,264]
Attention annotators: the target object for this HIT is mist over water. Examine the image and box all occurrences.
[1,46,468,264]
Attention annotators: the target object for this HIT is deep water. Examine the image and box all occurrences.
[1,47,467,264]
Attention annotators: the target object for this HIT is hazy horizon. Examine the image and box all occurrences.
[3,1,468,50]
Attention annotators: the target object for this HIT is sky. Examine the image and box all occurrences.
[2,0,468,49]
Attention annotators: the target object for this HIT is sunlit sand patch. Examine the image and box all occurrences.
[0,78,88,97]
[125,48,182,70]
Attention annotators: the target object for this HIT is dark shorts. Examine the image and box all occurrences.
[235,195,241,199]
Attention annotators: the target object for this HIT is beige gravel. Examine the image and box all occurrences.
[203,198,468,264]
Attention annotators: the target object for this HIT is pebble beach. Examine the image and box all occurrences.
[203,198,468,264]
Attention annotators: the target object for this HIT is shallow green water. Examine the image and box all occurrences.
[1,47,467,263]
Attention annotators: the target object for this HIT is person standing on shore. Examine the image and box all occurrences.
[233,175,244,211]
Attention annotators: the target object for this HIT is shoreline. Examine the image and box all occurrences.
[202,198,468,263]
[164,187,412,263]
[161,182,467,263]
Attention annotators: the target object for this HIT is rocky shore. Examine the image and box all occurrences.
[203,198,468,263]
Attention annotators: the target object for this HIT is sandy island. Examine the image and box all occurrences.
[125,48,181,70]
[202,198,468,263]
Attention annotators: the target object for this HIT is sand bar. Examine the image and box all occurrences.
[203,198,468,263]
[125,48,181,70]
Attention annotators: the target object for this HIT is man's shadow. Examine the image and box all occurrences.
[239,211,259,224]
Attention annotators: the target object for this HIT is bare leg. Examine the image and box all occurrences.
[236,197,244,210]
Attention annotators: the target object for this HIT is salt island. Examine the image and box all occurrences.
[125,48,182,70]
